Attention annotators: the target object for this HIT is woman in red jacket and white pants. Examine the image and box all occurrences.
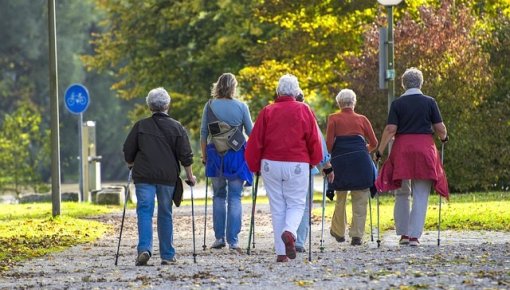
[245,74,328,262]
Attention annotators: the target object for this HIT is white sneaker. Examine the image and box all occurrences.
[211,238,226,249]
[409,238,420,247]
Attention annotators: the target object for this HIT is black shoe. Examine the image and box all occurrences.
[351,237,362,246]
[295,246,306,253]
[330,231,345,243]
[135,251,150,266]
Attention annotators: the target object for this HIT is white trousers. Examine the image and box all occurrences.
[394,179,432,238]
[261,159,309,255]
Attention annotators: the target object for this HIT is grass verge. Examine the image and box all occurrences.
[0,202,117,272]
[314,191,510,233]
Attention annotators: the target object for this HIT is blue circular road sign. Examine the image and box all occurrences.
[64,84,90,114]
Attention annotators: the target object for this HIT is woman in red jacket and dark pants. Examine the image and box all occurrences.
[245,74,325,262]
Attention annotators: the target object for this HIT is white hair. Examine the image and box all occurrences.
[276,74,300,98]
[146,87,171,112]
[335,89,357,108]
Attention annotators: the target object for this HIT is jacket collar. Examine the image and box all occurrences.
[152,112,169,117]
[401,88,423,97]
[275,96,296,103]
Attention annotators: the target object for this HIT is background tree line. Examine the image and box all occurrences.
[0,0,508,193]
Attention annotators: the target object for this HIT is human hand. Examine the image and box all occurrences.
[440,135,449,144]
[185,175,197,186]
[375,150,382,162]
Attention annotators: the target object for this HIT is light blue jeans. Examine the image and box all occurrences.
[211,177,243,247]
[296,177,313,248]
[135,183,175,260]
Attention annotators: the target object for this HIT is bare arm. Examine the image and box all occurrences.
[433,122,447,141]
[184,165,196,186]
[201,141,207,164]
[377,124,398,155]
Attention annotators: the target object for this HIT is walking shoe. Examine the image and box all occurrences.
[295,246,306,253]
[135,251,150,266]
[229,244,244,254]
[399,235,410,245]
[351,237,362,246]
[276,255,289,262]
[281,231,296,259]
[330,230,346,243]
[161,257,177,265]
[409,238,420,247]
[211,238,226,249]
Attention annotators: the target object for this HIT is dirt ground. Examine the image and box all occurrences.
[1,203,509,289]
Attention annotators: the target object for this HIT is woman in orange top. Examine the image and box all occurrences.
[326,89,378,246]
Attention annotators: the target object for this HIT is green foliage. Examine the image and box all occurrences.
[0,101,49,196]
[0,202,115,272]
[317,192,510,234]
[84,0,263,133]
[344,1,509,191]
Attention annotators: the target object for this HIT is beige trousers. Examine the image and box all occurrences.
[330,189,370,239]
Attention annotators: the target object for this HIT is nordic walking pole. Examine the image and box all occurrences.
[438,142,445,246]
[115,169,132,266]
[308,169,313,262]
[252,174,259,249]
[247,174,259,255]
[186,179,197,263]
[368,194,374,242]
[202,176,208,251]
[320,176,326,253]
[376,161,381,248]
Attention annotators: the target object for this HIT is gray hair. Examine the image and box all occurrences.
[146,87,171,112]
[276,74,300,98]
[401,67,423,90]
[211,73,237,99]
[335,89,357,108]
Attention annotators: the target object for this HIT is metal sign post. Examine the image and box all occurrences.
[64,84,90,202]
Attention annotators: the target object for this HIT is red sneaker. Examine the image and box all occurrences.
[281,231,296,259]
[276,255,289,262]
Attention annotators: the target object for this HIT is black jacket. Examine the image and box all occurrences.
[123,112,194,186]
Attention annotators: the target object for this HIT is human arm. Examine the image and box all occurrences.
[242,102,254,136]
[325,114,335,154]
[364,117,379,153]
[123,122,139,167]
[184,165,196,186]
[244,109,266,173]
[433,122,448,142]
[200,103,209,163]
[376,124,397,159]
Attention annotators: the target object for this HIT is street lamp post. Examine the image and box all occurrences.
[377,0,402,113]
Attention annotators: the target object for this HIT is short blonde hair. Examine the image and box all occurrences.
[335,89,357,108]
[211,73,237,99]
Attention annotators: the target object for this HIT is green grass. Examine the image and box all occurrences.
[0,202,117,272]
[313,191,510,234]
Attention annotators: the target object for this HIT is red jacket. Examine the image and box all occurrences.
[375,134,449,199]
[245,96,323,172]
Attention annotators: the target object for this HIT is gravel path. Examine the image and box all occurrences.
[1,204,509,289]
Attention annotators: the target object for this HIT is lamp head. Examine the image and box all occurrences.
[377,0,403,5]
